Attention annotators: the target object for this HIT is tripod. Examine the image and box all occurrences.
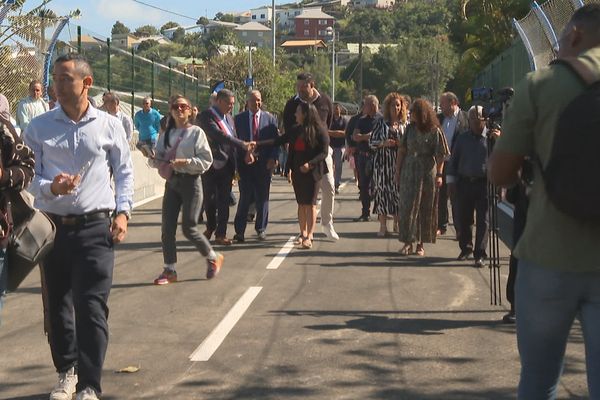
[487,135,502,306]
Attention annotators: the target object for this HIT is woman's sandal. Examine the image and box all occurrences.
[399,244,413,255]
[302,238,313,249]
[415,244,425,256]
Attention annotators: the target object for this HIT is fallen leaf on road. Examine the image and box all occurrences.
[115,366,140,373]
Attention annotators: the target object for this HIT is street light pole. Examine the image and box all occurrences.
[272,0,276,67]
[327,25,335,102]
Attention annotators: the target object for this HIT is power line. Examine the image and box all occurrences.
[130,0,197,22]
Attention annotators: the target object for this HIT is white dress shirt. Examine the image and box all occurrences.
[25,105,134,215]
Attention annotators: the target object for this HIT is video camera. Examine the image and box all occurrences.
[471,87,514,130]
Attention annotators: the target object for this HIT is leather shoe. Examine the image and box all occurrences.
[354,214,371,222]
[502,310,516,324]
[215,237,233,246]
[457,249,473,261]
[233,234,245,243]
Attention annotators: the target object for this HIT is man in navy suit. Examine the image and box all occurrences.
[233,90,279,241]
[198,89,254,245]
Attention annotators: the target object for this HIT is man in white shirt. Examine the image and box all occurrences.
[16,79,49,133]
[437,92,468,238]
[102,92,133,143]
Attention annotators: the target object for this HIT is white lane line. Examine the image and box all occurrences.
[266,236,296,270]
[189,286,263,362]
[498,201,515,219]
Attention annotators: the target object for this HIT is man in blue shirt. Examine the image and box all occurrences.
[134,96,161,153]
[25,53,133,400]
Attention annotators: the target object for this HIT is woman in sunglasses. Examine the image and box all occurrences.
[148,94,224,285]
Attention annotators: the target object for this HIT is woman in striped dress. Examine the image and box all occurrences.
[370,93,408,236]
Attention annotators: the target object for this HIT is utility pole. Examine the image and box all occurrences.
[358,32,363,101]
[272,0,276,67]
[248,42,254,91]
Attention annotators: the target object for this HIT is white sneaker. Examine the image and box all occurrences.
[76,387,99,400]
[322,223,339,240]
[49,367,77,400]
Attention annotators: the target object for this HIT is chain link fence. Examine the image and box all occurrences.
[474,0,599,94]
[0,9,210,119]
[0,11,49,113]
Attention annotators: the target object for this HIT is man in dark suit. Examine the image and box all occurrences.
[437,91,469,237]
[198,89,254,245]
[232,90,279,242]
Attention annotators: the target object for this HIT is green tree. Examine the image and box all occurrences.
[206,48,296,115]
[134,24,159,38]
[203,26,240,54]
[160,21,180,34]
[111,20,130,35]
[136,38,159,52]
[214,12,235,23]
[196,17,210,26]
[171,27,185,43]
[447,0,530,100]
[359,36,458,102]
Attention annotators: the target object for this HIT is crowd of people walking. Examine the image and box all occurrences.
[4,6,600,397]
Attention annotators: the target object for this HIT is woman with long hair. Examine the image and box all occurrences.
[370,92,408,236]
[396,98,449,256]
[148,94,224,284]
[258,102,329,249]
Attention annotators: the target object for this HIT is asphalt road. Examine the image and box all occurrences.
[0,173,588,399]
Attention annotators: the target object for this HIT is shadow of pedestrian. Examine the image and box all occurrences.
[306,315,500,335]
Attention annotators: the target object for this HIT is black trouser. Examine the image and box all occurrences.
[202,164,234,238]
[456,178,489,258]
[506,186,529,310]
[43,216,114,394]
[234,168,272,236]
[355,152,372,217]
[438,164,460,234]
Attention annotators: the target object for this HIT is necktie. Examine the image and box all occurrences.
[252,113,259,141]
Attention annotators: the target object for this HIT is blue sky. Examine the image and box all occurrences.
[37,0,278,37]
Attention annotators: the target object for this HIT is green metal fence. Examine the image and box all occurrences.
[60,26,210,116]
[472,40,532,94]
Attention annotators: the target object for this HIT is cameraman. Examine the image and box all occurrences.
[447,106,500,267]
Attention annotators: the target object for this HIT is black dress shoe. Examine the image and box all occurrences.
[474,257,486,268]
[354,214,371,222]
[233,234,245,243]
[457,249,473,261]
[502,311,516,324]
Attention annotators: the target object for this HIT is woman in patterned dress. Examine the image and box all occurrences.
[370,93,408,236]
[396,99,449,256]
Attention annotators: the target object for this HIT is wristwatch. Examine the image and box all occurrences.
[117,210,131,220]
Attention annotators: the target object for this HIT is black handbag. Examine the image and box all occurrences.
[6,191,55,291]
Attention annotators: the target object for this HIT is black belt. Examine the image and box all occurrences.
[48,210,111,226]
[459,176,487,183]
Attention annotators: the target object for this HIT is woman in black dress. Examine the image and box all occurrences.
[258,102,329,248]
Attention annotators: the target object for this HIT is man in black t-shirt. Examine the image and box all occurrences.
[282,73,338,240]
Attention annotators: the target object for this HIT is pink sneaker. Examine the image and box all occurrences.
[206,253,224,279]
[153,269,177,285]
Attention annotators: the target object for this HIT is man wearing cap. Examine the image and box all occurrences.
[446,105,500,267]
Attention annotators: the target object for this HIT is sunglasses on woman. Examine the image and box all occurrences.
[171,103,190,111]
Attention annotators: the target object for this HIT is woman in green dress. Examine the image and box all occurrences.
[395,99,449,256]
